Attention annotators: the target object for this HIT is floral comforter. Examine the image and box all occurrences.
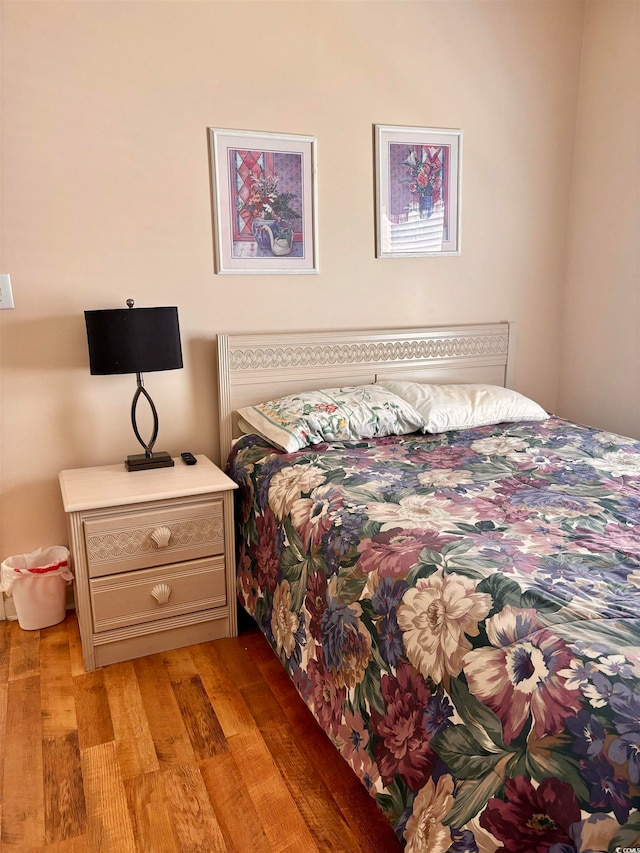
[228,417,640,852]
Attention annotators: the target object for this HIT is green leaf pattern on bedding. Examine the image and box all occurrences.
[228,417,640,851]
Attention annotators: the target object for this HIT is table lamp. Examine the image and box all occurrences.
[84,299,183,471]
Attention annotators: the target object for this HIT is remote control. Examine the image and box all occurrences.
[181,452,197,465]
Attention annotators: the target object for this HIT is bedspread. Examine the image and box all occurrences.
[228,417,640,852]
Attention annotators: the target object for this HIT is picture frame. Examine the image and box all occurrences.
[375,124,462,258]
[208,128,318,274]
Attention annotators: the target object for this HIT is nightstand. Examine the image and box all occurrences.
[59,455,237,671]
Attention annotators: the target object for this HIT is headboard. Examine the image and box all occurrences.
[217,321,515,463]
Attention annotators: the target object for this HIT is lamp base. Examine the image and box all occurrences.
[125,451,174,472]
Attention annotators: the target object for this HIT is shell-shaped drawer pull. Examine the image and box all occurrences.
[150,526,172,548]
[151,583,172,605]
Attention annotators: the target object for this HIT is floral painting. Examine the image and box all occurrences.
[209,128,318,274]
[375,125,462,258]
[228,417,640,850]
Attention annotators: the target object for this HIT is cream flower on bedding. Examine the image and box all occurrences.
[397,569,492,683]
[463,606,581,743]
[271,580,299,660]
[268,464,326,519]
[403,774,455,853]
[367,493,480,530]
[366,494,452,529]
[290,484,343,549]
[627,568,640,589]
[417,468,472,489]
[594,430,634,447]
[587,449,640,477]
[471,435,528,459]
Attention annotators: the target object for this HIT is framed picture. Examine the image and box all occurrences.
[375,124,462,258]
[209,128,318,274]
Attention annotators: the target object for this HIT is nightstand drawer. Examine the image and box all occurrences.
[60,455,237,670]
[84,499,224,578]
[90,556,226,632]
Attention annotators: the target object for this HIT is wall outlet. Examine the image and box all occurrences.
[0,274,15,309]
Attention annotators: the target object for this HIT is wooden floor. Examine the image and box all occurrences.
[0,611,403,852]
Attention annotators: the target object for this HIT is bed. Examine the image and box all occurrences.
[217,323,640,852]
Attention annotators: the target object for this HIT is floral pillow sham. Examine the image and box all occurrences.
[378,380,548,433]
[236,384,425,452]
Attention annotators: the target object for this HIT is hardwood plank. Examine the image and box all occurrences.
[199,751,281,853]
[160,646,198,681]
[40,620,77,737]
[65,611,86,678]
[256,648,404,852]
[257,650,353,784]
[35,836,90,852]
[162,763,227,853]
[226,727,319,853]
[1,675,44,846]
[133,655,195,768]
[266,725,365,853]
[0,684,6,809]
[333,779,405,853]
[103,662,159,780]
[240,681,362,852]
[240,677,289,732]
[43,731,87,843]
[189,643,256,739]
[0,613,406,852]
[124,771,181,853]
[80,741,136,852]
[73,668,115,751]
[255,654,353,784]
[8,620,39,681]
[170,675,227,761]
[213,636,264,692]
[241,628,279,668]
[0,621,11,683]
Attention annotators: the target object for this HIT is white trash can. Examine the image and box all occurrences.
[1,546,73,630]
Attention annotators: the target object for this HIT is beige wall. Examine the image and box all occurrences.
[0,1,586,559]
[557,0,640,438]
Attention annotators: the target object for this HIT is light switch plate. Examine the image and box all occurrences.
[0,274,15,309]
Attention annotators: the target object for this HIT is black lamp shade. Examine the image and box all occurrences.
[85,307,182,375]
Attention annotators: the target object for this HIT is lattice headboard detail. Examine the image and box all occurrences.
[217,322,515,462]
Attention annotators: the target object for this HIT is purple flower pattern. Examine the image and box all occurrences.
[229,416,640,846]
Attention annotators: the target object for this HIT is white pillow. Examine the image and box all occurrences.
[377,381,548,433]
[236,384,425,452]
[236,416,258,436]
